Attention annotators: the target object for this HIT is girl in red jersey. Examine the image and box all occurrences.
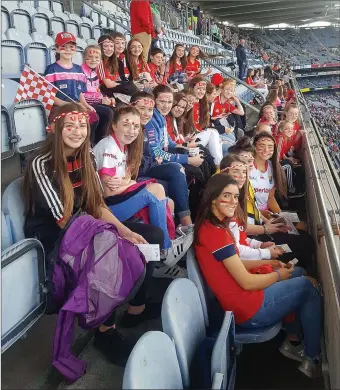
[194,174,322,379]
[186,76,223,167]
[166,44,188,88]
[275,120,305,198]
[148,48,167,85]
[283,103,303,152]
[186,45,212,80]
[126,38,156,91]
[257,104,278,136]
[245,68,268,99]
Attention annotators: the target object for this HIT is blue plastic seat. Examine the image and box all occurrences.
[186,247,282,344]
[122,331,183,389]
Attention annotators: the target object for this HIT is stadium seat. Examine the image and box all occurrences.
[107,11,116,31]
[1,79,20,107]
[51,0,64,12]
[2,5,12,34]
[80,17,94,40]
[1,40,25,79]
[1,236,45,354]
[50,13,66,36]
[25,42,50,74]
[211,313,236,390]
[76,37,87,50]
[92,25,103,41]
[31,31,54,48]
[1,210,13,251]
[2,178,25,242]
[5,28,32,47]
[12,100,48,154]
[32,8,54,35]
[122,331,184,390]
[161,278,207,388]
[37,0,51,11]
[90,8,100,26]
[86,38,97,46]
[186,248,282,344]
[1,106,15,160]
[12,3,36,34]
[65,18,81,38]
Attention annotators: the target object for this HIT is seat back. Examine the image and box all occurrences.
[12,100,47,153]
[161,279,206,388]
[92,25,103,40]
[37,0,50,10]
[123,331,183,390]
[6,27,32,47]
[211,312,236,390]
[1,79,20,107]
[187,247,210,327]
[1,211,13,251]
[1,40,25,79]
[12,7,35,34]
[32,9,53,35]
[25,42,50,74]
[31,31,54,48]
[50,16,65,36]
[2,178,25,243]
[2,7,11,34]
[1,106,15,160]
[65,19,80,37]
[80,22,93,40]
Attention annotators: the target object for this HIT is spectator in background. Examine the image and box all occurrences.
[150,1,165,52]
[130,0,155,62]
[236,39,247,80]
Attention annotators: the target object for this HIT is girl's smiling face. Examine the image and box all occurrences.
[255,138,275,161]
[285,107,299,123]
[263,106,275,122]
[176,46,185,59]
[222,84,235,99]
[134,98,154,126]
[207,88,218,103]
[212,184,240,219]
[193,82,207,100]
[61,112,88,152]
[186,94,199,110]
[171,99,187,118]
[84,49,101,69]
[130,40,143,57]
[101,39,115,58]
[112,113,141,145]
[190,46,199,57]
[57,42,76,61]
[281,122,294,138]
[238,151,255,171]
[225,162,248,189]
[114,37,126,55]
[155,92,174,116]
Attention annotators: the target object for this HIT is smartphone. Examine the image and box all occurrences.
[288,258,299,267]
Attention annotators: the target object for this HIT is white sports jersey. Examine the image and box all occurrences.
[93,135,127,178]
[249,161,274,211]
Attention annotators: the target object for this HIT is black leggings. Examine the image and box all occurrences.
[91,104,114,145]
[104,222,164,326]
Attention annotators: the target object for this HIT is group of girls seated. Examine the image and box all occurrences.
[22,31,321,379]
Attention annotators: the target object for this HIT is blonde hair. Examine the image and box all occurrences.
[277,120,293,134]
[221,78,236,88]
[83,45,102,58]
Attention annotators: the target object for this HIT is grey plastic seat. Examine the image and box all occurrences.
[31,31,54,48]
[1,210,13,251]
[50,13,66,36]
[32,8,53,35]
[2,2,15,34]
[122,331,183,390]
[80,17,94,40]
[51,0,63,12]
[6,28,32,47]
[25,41,49,74]
[86,38,97,46]
[1,40,25,79]
[37,0,51,11]
[12,100,47,154]
[1,79,20,107]
[162,279,207,388]
[92,25,103,40]
[76,37,87,50]
[90,9,100,26]
[1,106,15,160]
[66,18,80,38]
[12,3,36,34]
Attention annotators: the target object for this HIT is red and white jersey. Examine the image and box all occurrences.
[211,95,237,118]
[93,134,128,178]
[186,58,201,79]
[248,161,274,211]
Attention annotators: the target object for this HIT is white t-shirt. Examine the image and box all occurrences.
[249,161,275,211]
[93,135,127,178]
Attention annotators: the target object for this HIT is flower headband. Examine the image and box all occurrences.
[46,111,89,132]
[130,98,155,108]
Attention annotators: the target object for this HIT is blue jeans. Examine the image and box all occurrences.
[145,162,190,219]
[108,187,171,249]
[239,275,322,359]
[220,133,236,156]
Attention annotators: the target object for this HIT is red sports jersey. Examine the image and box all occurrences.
[275,134,295,161]
[195,220,264,324]
[245,76,255,86]
[97,60,119,83]
[148,62,167,85]
[193,102,202,132]
[168,61,184,76]
[186,58,201,79]
[211,95,237,118]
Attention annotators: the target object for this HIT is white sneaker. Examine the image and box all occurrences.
[152,263,188,279]
[176,224,194,236]
[162,232,194,267]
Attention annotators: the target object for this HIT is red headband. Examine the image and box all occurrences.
[130,98,155,108]
[46,111,89,132]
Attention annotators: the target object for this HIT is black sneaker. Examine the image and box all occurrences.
[93,328,133,365]
[120,302,162,328]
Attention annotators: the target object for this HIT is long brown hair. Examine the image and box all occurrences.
[194,175,239,245]
[110,105,144,179]
[220,154,248,228]
[188,76,209,129]
[168,92,188,137]
[98,34,118,75]
[253,131,287,197]
[169,44,187,72]
[126,37,147,80]
[228,136,255,155]
[266,87,279,105]
[182,89,197,136]
[23,103,105,223]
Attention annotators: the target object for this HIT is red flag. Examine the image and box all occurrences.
[14,65,57,116]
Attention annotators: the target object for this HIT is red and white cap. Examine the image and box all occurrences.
[55,32,76,47]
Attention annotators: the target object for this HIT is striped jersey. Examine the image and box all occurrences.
[44,62,87,102]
